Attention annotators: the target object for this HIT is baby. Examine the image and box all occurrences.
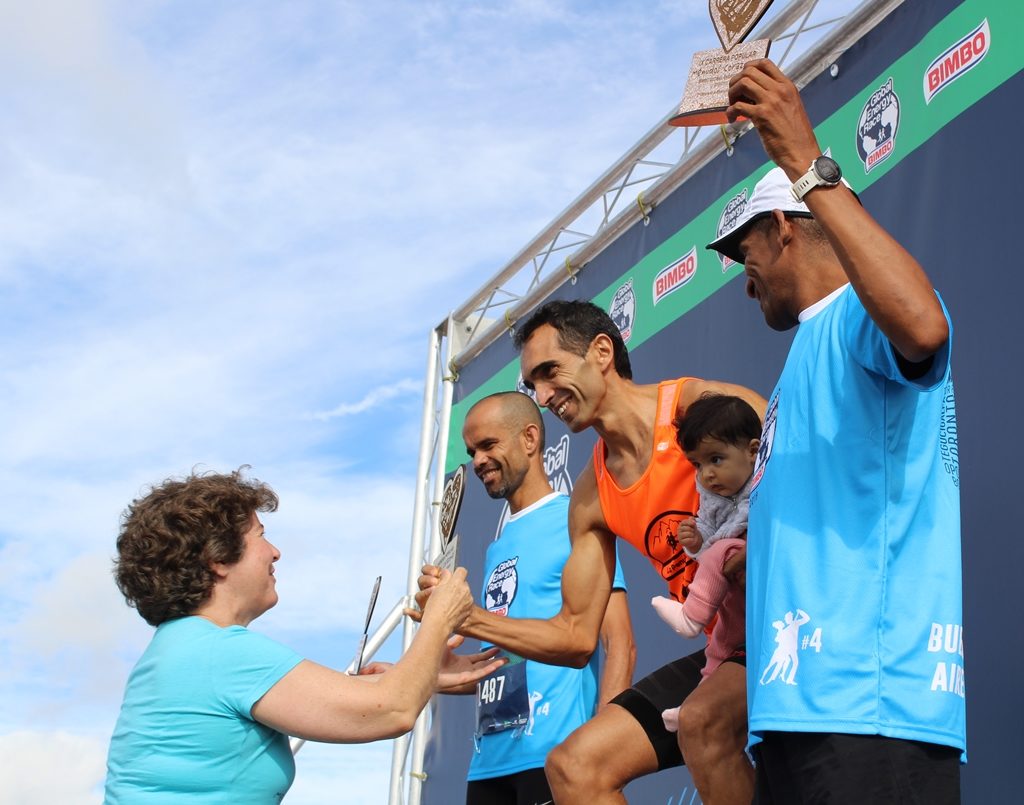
[653,394,761,730]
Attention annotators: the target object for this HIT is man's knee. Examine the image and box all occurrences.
[677,696,714,743]
[677,696,744,750]
[546,726,603,785]
[547,715,646,795]
[544,740,577,790]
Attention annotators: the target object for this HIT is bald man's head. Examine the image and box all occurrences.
[472,391,545,447]
[463,392,546,501]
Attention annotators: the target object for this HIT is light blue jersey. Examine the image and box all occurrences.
[747,285,965,758]
[468,492,627,780]
[105,617,303,803]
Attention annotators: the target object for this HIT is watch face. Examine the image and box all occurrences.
[814,156,842,184]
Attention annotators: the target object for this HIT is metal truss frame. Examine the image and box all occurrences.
[442,0,905,372]
[389,2,906,803]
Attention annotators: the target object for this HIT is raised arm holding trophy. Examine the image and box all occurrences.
[707,54,965,805]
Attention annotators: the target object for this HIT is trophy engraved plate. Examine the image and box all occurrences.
[434,464,466,573]
[669,39,770,128]
[710,0,774,52]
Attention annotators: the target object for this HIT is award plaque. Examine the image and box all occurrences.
[353,575,382,673]
[434,464,466,573]
[669,39,770,128]
[710,0,774,52]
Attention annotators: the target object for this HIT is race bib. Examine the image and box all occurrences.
[475,654,529,737]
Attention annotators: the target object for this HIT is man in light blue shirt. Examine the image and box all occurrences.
[708,59,964,804]
[453,391,635,805]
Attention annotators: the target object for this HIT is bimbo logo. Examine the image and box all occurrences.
[609,279,637,343]
[924,19,990,105]
[856,78,900,173]
[717,189,748,271]
[652,246,697,306]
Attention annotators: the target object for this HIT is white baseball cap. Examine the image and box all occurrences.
[706,167,812,265]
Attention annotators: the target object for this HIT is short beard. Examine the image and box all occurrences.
[486,481,513,500]
[484,465,527,501]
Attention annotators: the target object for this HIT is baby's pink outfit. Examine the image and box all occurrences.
[652,537,746,732]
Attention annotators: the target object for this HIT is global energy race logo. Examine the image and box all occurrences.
[750,391,777,492]
[515,372,537,401]
[856,78,900,173]
[924,19,990,105]
[544,434,573,496]
[609,279,637,343]
[484,557,519,616]
[717,189,748,271]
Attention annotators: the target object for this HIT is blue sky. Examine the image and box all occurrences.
[0,1,854,801]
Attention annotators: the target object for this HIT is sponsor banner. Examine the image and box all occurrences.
[444,0,1022,472]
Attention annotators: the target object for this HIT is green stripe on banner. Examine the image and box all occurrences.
[445,0,1022,473]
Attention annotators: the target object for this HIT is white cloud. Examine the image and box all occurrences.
[289,741,397,805]
[310,378,422,420]
[0,730,108,805]
[0,0,866,801]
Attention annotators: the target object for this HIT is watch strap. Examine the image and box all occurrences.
[790,165,821,202]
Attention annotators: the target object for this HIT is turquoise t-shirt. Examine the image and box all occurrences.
[468,492,628,780]
[747,287,965,758]
[105,616,304,803]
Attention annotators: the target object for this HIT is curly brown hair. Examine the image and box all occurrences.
[114,468,279,626]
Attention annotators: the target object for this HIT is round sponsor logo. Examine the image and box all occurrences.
[609,279,637,343]
[484,556,519,616]
[515,372,537,401]
[856,77,900,173]
[717,189,748,271]
[750,391,778,491]
[544,434,573,495]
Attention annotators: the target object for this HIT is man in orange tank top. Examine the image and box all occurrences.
[417,300,765,804]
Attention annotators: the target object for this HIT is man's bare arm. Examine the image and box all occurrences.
[412,462,616,668]
[597,588,636,709]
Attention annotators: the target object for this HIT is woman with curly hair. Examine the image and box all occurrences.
[105,469,502,803]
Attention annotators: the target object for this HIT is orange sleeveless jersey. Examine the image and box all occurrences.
[593,377,701,604]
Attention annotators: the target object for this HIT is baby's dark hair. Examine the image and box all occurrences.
[674,394,762,453]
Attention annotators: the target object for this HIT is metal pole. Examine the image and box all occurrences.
[408,315,458,805]
[388,326,444,805]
